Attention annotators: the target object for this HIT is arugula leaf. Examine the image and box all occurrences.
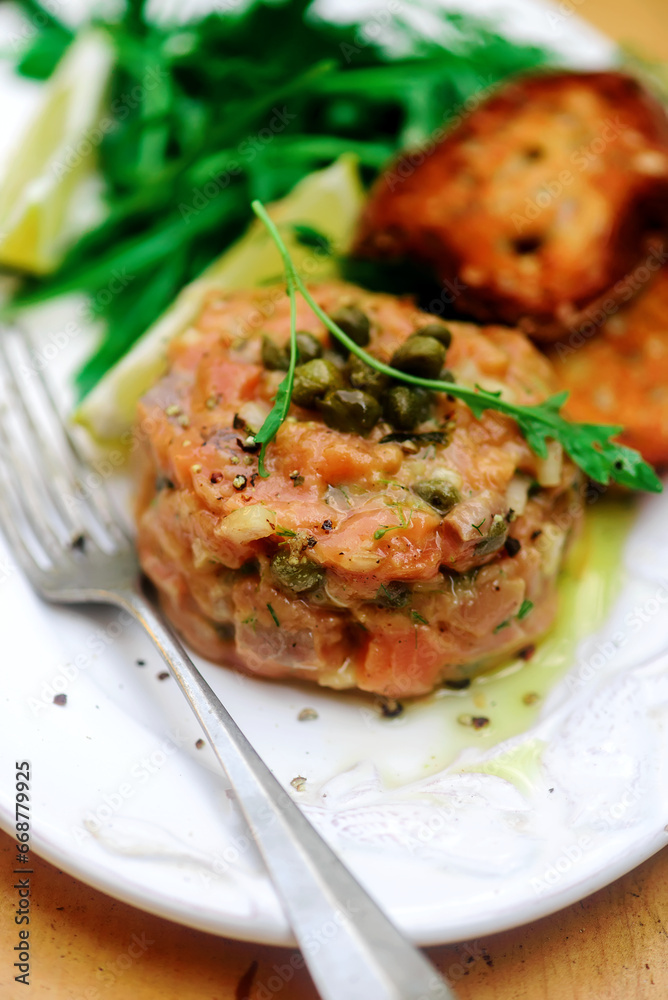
[251,199,662,494]
[251,206,299,477]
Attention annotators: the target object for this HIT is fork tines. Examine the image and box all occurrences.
[0,327,126,572]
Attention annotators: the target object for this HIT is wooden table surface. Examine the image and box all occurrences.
[2,2,668,998]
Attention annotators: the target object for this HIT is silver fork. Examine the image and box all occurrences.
[0,328,457,1000]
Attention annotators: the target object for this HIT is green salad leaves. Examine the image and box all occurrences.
[7,0,552,393]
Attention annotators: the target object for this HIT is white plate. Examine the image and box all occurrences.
[2,0,668,948]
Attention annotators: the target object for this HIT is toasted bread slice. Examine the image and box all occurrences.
[355,72,668,341]
[549,266,668,466]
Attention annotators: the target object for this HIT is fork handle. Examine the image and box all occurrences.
[115,584,455,1000]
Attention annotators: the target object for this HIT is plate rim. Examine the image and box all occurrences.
[5,0,666,951]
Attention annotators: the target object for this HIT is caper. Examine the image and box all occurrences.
[391,336,446,379]
[475,514,508,556]
[261,336,289,371]
[296,331,323,364]
[346,354,391,398]
[413,479,460,515]
[292,359,343,409]
[270,551,325,593]
[376,581,411,608]
[383,385,432,430]
[329,306,371,354]
[412,323,452,350]
[318,389,381,434]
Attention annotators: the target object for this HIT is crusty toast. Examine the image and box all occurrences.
[355,72,668,341]
[549,266,668,465]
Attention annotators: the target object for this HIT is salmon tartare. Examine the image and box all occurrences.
[135,281,581,697]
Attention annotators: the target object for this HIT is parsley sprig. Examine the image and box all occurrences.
[251,201,662,493]
[252,209,299,476]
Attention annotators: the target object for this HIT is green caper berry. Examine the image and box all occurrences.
[296,331,323,364]
[318,389,382,434]
[292,359,343,409]
[323,349,347,371]
[270,551,325,593]
[261,336,289,371]
[329,306,371,354]
[376,581,411,609]
[383,385,432,430]
[475,514,509,556]
[412,324,452,349]
[412,479,460,515]
[391,336,446,379]
[346,354,391,398]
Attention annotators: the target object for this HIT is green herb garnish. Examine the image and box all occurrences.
[471,519,486,536]
[266,603,280,627]
[250,200,662,494]
[252,206,299,477]
[373,503,412,540]
[411,611,429,625]
[494,600,533,633]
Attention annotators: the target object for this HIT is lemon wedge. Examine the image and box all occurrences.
[74,154,365,443]
[0,30,114,276]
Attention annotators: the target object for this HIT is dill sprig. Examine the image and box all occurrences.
[251,200,662,494]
